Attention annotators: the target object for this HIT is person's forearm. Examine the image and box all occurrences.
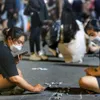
[91,72,100,76]
[89,46,100,52]
[10,76,35,92]
[56,0,63,19]
[91,67,100,76]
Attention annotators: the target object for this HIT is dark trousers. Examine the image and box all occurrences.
[29,27,41,53]
[7,17,16,28]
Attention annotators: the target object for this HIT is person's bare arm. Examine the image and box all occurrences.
[89,45,100,52]
[56,0,63,19]
[9,76,45,93]
[85,67,100,76]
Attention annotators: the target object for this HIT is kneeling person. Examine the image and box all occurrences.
[0,27,45,94]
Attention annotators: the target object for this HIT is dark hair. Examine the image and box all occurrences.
[62,12,79,43]
[3,27,27,41]
[85,19,100,34]
[84,21,93,34]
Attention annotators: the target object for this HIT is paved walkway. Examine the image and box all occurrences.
[0,41,100,100]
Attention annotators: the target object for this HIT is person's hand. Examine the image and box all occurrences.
[84,67,96,76]
[43,20,53,26]
[55,19,61,26]
[13,13,18,20]
[33,84,45,93]
[15,55,22,64]
[42,25,50,31]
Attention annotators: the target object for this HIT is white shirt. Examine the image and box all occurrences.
[64,20,86,62]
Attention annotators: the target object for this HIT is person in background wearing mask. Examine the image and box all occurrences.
[85,19,100,54]
[0,27,45,94]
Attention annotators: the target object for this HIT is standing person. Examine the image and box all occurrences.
[0,27,45,94]
[0,0,4,24]
[94,0,100,20]
[0,0,8,29]
[16,0,29,33]
[0,0,5,41]
[81,0,95,24]
[72,0,83,21]
[27,0,49,61]
[4,0,18,28]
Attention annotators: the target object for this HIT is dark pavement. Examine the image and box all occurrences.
[0,41,100,100]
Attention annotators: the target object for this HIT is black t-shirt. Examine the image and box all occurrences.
[0,41,18,78]
[63,0,72,12]
[94,0,100,15]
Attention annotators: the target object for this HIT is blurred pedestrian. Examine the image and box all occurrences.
[24,0,49,61]
[16,0,29,33]
[94,0,100,20]
[4,0,18,28]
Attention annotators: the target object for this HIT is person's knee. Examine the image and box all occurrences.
[79,77,86,87]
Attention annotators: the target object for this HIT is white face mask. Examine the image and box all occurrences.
[10,44,23,53]
[95,36,100,41]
